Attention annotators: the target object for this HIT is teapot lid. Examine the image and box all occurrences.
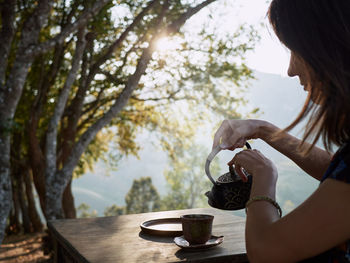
[205,142,251,186]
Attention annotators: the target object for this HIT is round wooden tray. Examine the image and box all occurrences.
[140,218,182,237]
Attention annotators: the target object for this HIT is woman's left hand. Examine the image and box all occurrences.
[228,149,278,185]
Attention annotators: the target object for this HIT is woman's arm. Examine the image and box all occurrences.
[213,119,333,181]
[245,178,350,263]
[231,149,350,263]
[257,120,332,181]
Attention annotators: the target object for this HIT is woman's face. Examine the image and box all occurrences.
[288,51,312,92]
[288,51,323,103]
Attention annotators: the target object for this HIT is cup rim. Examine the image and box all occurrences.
[180,214,214,220]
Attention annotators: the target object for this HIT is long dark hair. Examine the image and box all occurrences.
[268,0,350,152]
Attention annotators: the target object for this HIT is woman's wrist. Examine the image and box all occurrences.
[246,196,282,217]
[250,169,278,197]
[251,180,276,198]
[254,120,279,142]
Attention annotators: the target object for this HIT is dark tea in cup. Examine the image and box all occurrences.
[180,214,214,244]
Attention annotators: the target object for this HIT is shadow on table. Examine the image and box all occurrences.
[138,231,175,244]
[174,246,231,262]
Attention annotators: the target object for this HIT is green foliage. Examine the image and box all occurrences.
[0,119,18,136]
[104,204,125,216]
[74,130,122,178]
[161,143,221,210]
[125,177,161,214]
[77,203,98,218]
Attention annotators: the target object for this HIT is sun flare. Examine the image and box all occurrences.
[155,37,179,52]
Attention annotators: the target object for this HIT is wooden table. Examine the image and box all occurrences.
[48,207,248,263]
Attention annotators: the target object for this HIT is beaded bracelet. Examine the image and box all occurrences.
[245,196,282,218]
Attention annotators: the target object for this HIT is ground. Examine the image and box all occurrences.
[0,232,52,263]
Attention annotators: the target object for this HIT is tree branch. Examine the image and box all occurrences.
[114,45,139,77]
[81,88,109,116]
[130,88,182,102]
[85,0,160,93]
[167,0,217,34]
[99,69,127,86]
[94,0,159,69]
[25,0,112,58]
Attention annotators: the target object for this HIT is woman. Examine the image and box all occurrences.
[212,0,350,262]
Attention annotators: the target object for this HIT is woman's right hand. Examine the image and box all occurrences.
[212,119,269,150]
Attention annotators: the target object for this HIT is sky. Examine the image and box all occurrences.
[189,0,291,76]
[237,0,291,76]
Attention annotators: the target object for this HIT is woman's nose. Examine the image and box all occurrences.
[288,58,297,77]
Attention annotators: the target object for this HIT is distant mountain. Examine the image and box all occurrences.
[249,71,307,127]
[72,71,319,216]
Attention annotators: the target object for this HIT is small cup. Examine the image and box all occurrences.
[180,214,214,244]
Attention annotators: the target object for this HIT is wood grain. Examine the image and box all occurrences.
[48,208,248,263]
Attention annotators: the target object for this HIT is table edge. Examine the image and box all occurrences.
[47,221,90,263]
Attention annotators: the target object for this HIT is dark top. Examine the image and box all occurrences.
[303,142,350,262]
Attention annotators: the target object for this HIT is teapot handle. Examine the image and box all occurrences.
[205,142,251,186]
[205,145,221,185]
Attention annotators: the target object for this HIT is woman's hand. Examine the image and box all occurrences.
[228,149,278,184]
[213,119,268,150]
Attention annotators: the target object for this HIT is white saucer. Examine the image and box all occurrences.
[174,235,224,250]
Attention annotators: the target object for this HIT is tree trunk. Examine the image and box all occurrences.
[6,207,19,235]
[28,46,66,216]
[62,180,76,219]
[45,28,87,220]
[17,175,32,233]
[28,119,47,216]
[24,169,43,232]
[12,132,32,233]
[0,133,12,244]
[8,173,20,235]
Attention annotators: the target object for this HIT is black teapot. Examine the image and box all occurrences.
[205,142,252,210]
